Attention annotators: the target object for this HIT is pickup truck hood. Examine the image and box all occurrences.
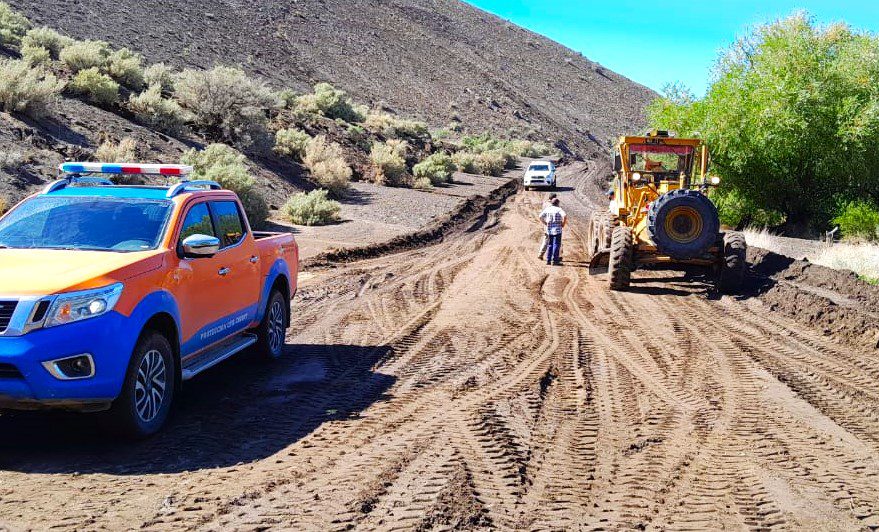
[0,249,165,296]
[526,171,552,178]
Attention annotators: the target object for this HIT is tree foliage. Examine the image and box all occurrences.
[648,13,879,230]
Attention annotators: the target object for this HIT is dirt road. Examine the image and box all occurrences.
[2,164,879,530]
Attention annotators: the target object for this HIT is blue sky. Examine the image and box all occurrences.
[464,1,879,96]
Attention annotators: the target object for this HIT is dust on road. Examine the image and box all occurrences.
[2,167,879,530]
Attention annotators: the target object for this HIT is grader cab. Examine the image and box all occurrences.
[587,130,746,292]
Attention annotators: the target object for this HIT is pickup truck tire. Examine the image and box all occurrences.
[255,290,288,360]
[109,330,175,439]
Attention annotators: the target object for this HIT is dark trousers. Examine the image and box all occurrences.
[546,232,562,264]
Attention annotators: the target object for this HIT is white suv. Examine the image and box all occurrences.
[523,161,556,190]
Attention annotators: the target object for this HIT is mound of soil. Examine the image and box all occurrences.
[748,247,879,350]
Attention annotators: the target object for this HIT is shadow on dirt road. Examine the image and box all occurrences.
[0,343,395,475]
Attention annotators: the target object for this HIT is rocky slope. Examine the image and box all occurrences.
[9,0,654,155]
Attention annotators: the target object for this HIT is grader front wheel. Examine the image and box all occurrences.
[717,232,747,294]
[608,226,633,291]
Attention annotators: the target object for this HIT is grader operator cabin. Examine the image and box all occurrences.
[587,130,747,293]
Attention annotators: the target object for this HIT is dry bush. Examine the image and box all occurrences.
[95,137,137,163]
[105,47,144,88]
[295,82,363,123]
[284,189,341,226]
[508,139,552,158]
[303,136,352,194]
[0,196,7,215]
[20,43,50,65]
[274,128,311,160]
[143,63,175,92]
[815,243,879,284]
[0,2,29,48]
[128,84,190,134]
[0,59,63,117]
[364,111,428,139]
[413,177,433,191]
[181,143,269,226]
[451,151,477,174]
[69,67,118,105]
[386,139,409,158]
[413,152,455,185]
[21,27,73,59]
[174,66,278,145]
[59,40,110,71]
[370,142,407,185]
[474,151,506,177]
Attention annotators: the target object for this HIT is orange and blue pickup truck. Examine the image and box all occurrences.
[0,162,298,437]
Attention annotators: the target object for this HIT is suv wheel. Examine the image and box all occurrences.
[255,289,288,359]
[109,330,175,438]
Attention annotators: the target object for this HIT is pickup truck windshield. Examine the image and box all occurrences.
[529,165,551,172]
[0,196,173,252]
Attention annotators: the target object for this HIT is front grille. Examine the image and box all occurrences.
[0,363,22,379]
[0,301,16,333]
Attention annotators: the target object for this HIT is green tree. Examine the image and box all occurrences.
[648,13,879,231]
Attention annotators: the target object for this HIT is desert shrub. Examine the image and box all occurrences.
[386,139,409,158]
[95,137,137,162]
[95,137,138,183]
[302,136,352,194]
[295,82,363,122]
[451,151,477,174]
[20,43,50,65]
[181,143,269,226]
[432,128,450,140]
[473,151,506,177]
[69,67,118,105]
[174,66,278,145]
[833,201,879,242]
[413,152,455,185]
[274,128,311,160]
[364,111,428,139]
[413,177,433,191]
[0,196,7,215]
[0,59,63,117]
[369,142,407,185]
[105,47,144,88]
[59,40,110,71]
[128,84,189,133]
[143,62,175,92]
[508,139,552,158]
[21,27,73,59]
[0,2,29,48]
[275,88,298,109]
[283,189,341,226]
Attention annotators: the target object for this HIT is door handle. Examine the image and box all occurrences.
[218,267,230,276]
[249,256,259,264]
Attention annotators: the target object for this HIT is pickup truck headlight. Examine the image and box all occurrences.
[44,283,124,328]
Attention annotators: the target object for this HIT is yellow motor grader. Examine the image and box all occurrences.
[587,130,746,293]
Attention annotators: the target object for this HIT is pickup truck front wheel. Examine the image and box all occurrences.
[255,290,288,360]
[109,330,175,438]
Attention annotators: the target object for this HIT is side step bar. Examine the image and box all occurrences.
[181,333,257,381]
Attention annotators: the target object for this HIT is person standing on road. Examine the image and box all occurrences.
[539,197,566,265]
[538,193,563,261]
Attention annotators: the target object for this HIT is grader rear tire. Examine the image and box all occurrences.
[717,232,747,294]
[608,226,633,291]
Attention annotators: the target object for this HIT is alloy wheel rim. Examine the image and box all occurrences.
[135,349,167,423]
[268,300,285,354]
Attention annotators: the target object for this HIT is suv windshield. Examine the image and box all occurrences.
[529,164,551,172]
[630,144,694,174]
[0,196,173,252]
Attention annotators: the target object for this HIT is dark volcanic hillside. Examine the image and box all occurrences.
[10,0,654,155]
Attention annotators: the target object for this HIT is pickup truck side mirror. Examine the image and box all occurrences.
[181,234,220,258]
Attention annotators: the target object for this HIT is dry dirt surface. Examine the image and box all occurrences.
[2,164,879,531]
